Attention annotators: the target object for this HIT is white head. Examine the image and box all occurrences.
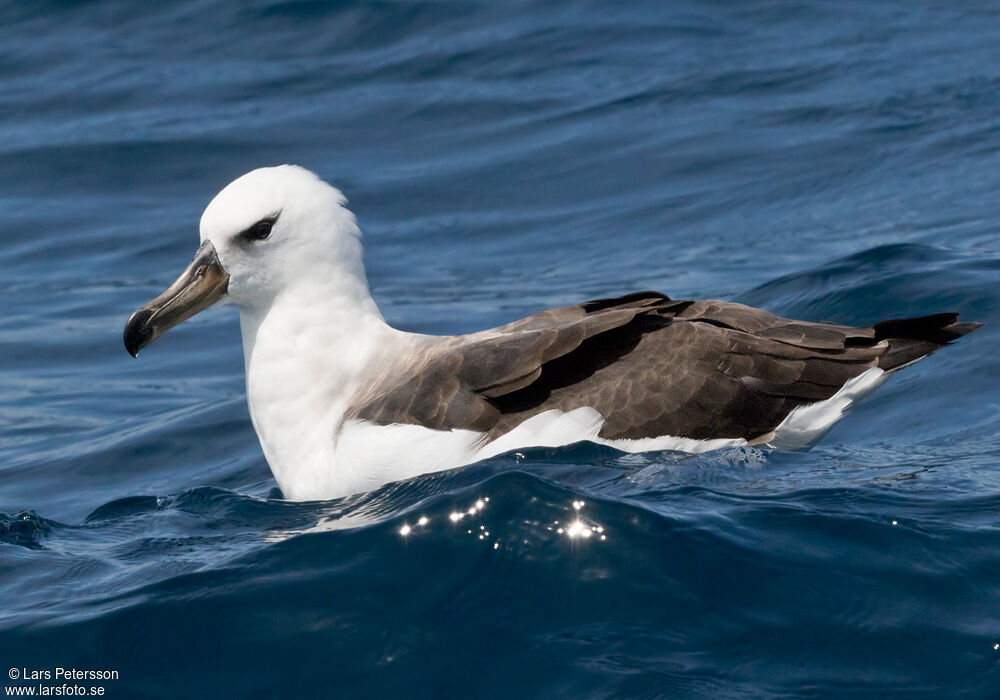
[124,165,373,356]
[200,165,366,312]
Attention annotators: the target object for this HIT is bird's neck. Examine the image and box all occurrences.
[236,276,399,499]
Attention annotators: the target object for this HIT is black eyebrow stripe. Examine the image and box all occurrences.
[237,211,282,240]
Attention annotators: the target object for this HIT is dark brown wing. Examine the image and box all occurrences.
[349,292,684,432]
[349,292,979,444]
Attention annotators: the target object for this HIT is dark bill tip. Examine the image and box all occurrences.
[123,308,154,357]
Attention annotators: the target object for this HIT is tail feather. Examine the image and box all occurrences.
[874,313,981,371]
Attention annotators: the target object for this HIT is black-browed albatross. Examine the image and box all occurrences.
[124,166,980,500]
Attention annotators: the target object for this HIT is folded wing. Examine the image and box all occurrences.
[349,291,978,445]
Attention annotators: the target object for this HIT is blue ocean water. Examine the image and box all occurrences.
[2,0,999,697]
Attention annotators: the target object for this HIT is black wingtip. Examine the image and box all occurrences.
[873,313,981,344]
[874,313,982,371]
[946,321,983,339]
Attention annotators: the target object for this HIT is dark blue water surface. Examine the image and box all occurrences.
[2,1,1000,697]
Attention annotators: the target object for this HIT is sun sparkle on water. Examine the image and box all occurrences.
[400,495,606,545]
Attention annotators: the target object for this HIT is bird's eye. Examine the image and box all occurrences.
[247,221,274,241]
[244,219,274,241]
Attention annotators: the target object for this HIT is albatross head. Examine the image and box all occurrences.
[123,165,368,357]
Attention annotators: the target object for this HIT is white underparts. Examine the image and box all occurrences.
[765,367,887,450]
[596,433,749,453]
[477,408,606,459]
[325,367,888,500]
[476,407,750,456]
